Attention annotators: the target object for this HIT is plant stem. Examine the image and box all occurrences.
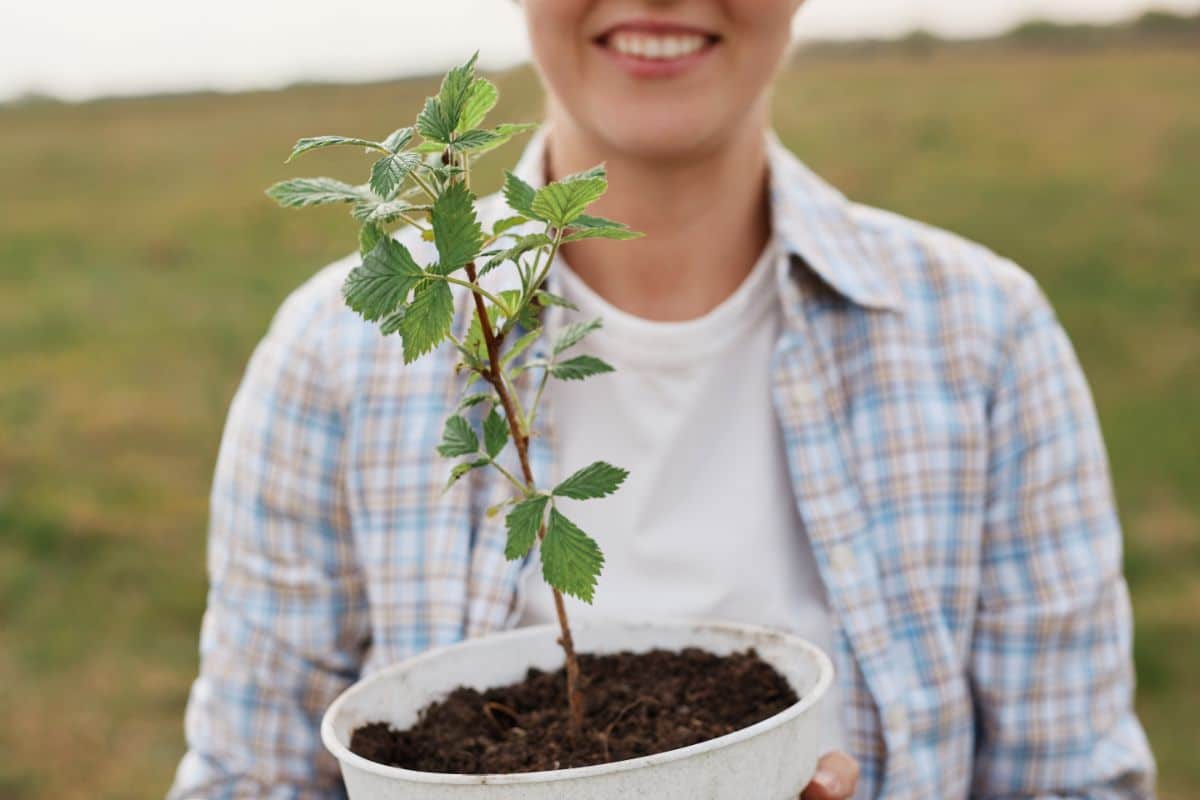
[464,255,585,737]
[457,148,584,736]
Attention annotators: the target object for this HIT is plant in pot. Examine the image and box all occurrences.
[266,51,834,799]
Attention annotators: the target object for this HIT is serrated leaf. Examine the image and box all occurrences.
[370,152,421,199]
[571,213,628,229]
[379,304,406,335]
[439,50,479,134]
[443,456,491,492]
[483,407,509,458]
[342,237,424,322]
[460,122,538,156]
[416,96,453,144]
[382,126,414,153]
[482,232,551,273]
[398,279,454,362]
[450,128,502,152]
[532,174,608,228]
[553,318,601,355]
[365,200,421,225]
[502,170,543,220]
[358,222,384,257]
[266,177,373,208]
[562,225,644,242]
[458,77,498,132]
[553,461,628,500]
[501,326,542,368]
[549,354,614,381]
[457,391,493,411]
[286,136,386,162]
[413,138,447,154]
[492,215,529,237]
[534,290,580,311]
[541,508,604,603]
[430,180,484,271]
[504,495,549,560]
[497,289,540,331]
[437,415,478,458]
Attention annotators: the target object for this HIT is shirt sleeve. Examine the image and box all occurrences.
[168,293,369,799]
[968,274,1157,799]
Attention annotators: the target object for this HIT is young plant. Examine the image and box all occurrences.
[266,51,643,735]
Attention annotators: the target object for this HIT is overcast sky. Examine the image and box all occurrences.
[2,0,1196,102]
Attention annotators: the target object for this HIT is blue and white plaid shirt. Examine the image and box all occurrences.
[169,122,1156,799]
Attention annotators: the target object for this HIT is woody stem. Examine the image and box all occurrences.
[464,258,586,737]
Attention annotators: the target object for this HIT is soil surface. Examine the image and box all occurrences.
[349,646,799,774]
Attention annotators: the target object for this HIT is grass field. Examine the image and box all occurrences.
[1,41,1197,799]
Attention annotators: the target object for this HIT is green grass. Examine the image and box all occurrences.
[1,44,1197,799]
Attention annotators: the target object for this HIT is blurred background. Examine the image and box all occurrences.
[1,1,1197,797]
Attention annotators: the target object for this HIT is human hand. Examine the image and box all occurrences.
[801,751,859,799]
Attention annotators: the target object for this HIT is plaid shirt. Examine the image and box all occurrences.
[169,122,1156,799]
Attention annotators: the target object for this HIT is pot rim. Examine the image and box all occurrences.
[321,616,834,786]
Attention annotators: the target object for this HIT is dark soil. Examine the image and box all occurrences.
[349,647,799,774]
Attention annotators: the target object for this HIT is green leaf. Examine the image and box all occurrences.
[502,170,543,220]
[364,200,422,225]
[460,122,538,156]
[549,354,614,381]
[450,128,502,152]
[286,136,386,162]
[370,152,421,199]
[553,461,628,500]
[505,494,549,560]
[358,222,384,257]
[398,279,454,362]
[553,318,601,355]
[444,456,491,492]
[430,180,484,271]
[379,304,406,335]
[382,126,415,153]
[342,237,424,322]
[439,50,479,134]
[497,289,540,331]
[534,290,580,312]
[571,213,628,229]
[541,508,604,603]
[458,77,498,132]
[416,95,453,144]
[492,215,529,237]
[483,407,509,458]
[457,391,493,411]
[532,171,608,228]
[481,232,551,274]
[501,326,542,367]
[437,415,479,458]
[561,225,644,242]
[266,177,372,208]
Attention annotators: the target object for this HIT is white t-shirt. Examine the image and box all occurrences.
[511,231,845,753]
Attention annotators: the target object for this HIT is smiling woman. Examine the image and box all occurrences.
[167,1,1158,798]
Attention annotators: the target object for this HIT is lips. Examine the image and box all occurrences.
[593,19,722,46]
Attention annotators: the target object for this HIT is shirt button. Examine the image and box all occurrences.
[886,706,907,730]
[830,544,856,576]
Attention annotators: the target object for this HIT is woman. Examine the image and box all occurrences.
[170,1,1156,797]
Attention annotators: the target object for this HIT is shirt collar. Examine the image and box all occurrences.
[503,121,905,316]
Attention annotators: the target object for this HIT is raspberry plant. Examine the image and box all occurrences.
[266,51,642,734]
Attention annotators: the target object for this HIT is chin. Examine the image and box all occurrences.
[582,109,732,162]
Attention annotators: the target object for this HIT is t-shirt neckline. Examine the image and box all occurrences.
[551,232,781,369]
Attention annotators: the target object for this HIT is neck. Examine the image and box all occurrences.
[542,112,773,322]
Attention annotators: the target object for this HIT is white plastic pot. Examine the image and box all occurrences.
[322,618,834,799]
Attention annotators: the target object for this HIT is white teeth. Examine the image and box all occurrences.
[607,32,709,60]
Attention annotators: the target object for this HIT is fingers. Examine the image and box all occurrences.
[801,750,860,800]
